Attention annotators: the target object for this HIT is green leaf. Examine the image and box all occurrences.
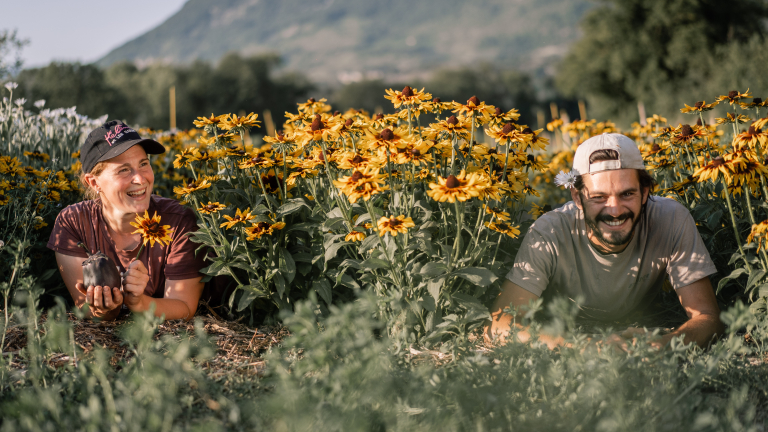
[276,200,308,218]
[421,262,449,278]
[706,210,723,232]
[428,277,444,302]
[278,247,296,284]
[322,217,346,231]
[747,269,766,290]
[313,279,332,306]
[292,252,313,263]
[716,268,749,294]
[325,241,352,262]
[274,273,286,299]
[451,267,498,287]
[360,257,390,271]
[339,259,362,270]
[359,234,379,253]
[236,282,267,311]
[336,272,360,290]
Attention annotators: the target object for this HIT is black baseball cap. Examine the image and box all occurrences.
[80,120,166,173]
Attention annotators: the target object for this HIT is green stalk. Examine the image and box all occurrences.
[723,181,753,273]
[744,186,768,270]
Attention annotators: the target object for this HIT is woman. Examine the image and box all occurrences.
[47,121,207,321]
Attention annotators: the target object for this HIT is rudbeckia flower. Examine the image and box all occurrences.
[130,211,174,248]
[485,206,510,221]
[693,156,733,184]
[716,89,751,105]
[173,178,212,198]
[377,215,415,237]
[680,101,719,113]
[384,86,431,109]
[220,208,255,229]
[427,170,484,203]
[198,202,226,214]
[484,220,520,238]
[244,221,286,240]
[332,168,389,203]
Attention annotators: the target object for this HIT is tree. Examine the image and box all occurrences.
[555,0,768,122]
[0,29,28,79]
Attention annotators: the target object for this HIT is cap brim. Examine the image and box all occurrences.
[96,138,166,164]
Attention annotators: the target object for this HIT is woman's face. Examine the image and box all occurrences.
[91,145,154,215]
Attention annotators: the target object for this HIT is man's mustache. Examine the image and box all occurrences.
[596,211,635,223]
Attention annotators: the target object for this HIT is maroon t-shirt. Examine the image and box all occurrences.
[47,195,206,298]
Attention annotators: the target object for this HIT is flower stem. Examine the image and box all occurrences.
[723,182,753,273]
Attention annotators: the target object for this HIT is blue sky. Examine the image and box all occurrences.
[0,0,187,67]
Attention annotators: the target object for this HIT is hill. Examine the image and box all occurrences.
[98,0,592,83]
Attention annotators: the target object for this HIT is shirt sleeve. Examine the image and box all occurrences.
[164,209,207,280]
[667,208,718,289]
[505,226,556,297]
[46,206,88,258]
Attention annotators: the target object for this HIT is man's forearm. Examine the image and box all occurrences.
[129,295,193,321]
[657,313,724,348]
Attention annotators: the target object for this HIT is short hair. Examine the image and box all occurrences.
[573,149,656,193]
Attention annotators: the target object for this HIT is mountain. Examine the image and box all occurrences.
[98,0,592,83]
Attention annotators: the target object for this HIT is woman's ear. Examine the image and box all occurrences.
[83,173,99,193]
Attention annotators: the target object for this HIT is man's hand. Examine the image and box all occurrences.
[122,258,149,310]
[75,283,123,318]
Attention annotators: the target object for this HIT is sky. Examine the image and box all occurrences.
[0,0,187,68]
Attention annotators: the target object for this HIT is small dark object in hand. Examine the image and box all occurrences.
[78,243,121,289]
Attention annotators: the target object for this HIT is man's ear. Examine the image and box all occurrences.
[571,186,582,210]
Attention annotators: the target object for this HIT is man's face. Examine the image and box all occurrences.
[571,169,649,254]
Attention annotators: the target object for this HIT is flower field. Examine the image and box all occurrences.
[2,80,768,430]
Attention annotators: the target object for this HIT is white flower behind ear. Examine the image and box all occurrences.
[554,170,578,189]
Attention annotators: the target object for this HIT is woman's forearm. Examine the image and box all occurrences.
[129,295,193,321]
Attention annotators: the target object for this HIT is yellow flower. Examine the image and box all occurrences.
[485,206,510,221]
[393,141,434,166]
[33,216,48,230]
[239,154,276,169]
[345,231,366,242]
[754,116,768,131]
[716,89,751,105]
[483,107,521,128]
[130,211,174,248]
[528,203,546,220]
[198,202,226,214]
[332,168,389,203]
[244,221,286,240]
[361,127,412,155]
[335,151,384,171]
[680,101,719,113]
[23,151,50,163]
[546,118,563,132]
[733,124,768,151]
[670,124,707,145]
[693,156,732,184]
[173,178,211,198]
[384,86,431,109]
[193,113,225,128]
[715,113,751,125]
[297,97,331,114]
[377,215,415,237]
[748,220,768,252]
[220,112,261,132]
[452,96,495,119]
[424,115,470,140]
[220,208,255,230]
[485,220,520,238]
[427,171,484,203]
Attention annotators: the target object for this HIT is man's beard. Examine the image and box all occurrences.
[583,208,643,247]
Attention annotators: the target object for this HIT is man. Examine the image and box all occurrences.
[486,133,723,349]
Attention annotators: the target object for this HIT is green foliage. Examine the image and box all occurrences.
[556,0,768,121]
[0,29,27,79]
[14,53,313,130]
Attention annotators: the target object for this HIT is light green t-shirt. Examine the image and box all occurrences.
[506,197,717,321]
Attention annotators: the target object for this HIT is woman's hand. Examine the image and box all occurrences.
[75,283,123,318]
[122,258,150,310]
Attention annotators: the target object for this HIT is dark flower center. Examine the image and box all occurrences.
[695,101,704,109]
[432,97,441,103]
[495,107,502,116]
[728,91,738,99]
[445,175,460,188]
[712,156,725,167]
[310,114,324,131]
[351,155,364,164]
[680,124,694,137]
[696,118,703,126]
[308,97,316,103]
[147,221,159,232]
[488,148,497,154]
[251,157,264,164]
[468,96,480,106]
[754,98,763,104]
[447,116,459,125]
[402,86,414,97]
[652,144,661,152]
[522,127,533,135]
[380,128,395,141]
[9,181,16,187]
[748,126,757,135]
[350,171,363,181]
[333,111,340,116]
[543,205,552,212]
[345,118,354,126]
[502,123,514,134]
[687,175,695,181]
[373,113,384,120]
[411,149,421,156]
